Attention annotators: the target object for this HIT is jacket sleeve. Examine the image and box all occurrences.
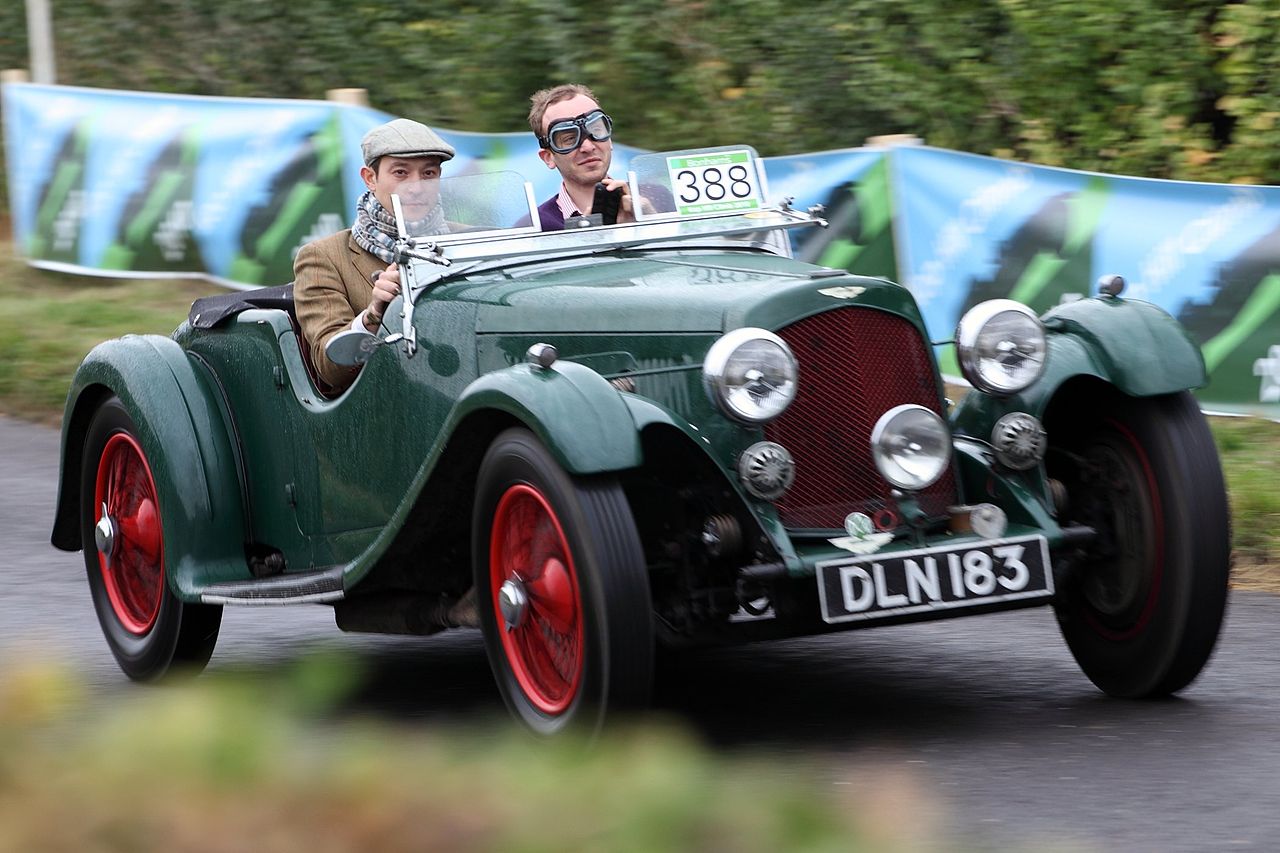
[293,239,362,391]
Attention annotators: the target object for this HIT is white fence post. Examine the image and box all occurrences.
[25,0,57,84]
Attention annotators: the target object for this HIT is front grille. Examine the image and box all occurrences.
[765,307,959,531]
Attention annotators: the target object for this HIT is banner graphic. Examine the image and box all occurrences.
[891,146,1280,416]
[5,83,1280,415]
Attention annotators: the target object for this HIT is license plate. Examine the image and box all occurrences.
[816,535,1053,624]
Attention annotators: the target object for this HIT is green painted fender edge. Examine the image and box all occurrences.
[51,334,248,601]
[449,359,643,474]
[339,359,644,591]
[953,438,1061,538]
[952,296,1207,434]
[621,392,803,572]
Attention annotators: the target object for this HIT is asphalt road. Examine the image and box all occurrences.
[5,413,1280,851]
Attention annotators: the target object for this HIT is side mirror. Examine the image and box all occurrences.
[325,329,382,367]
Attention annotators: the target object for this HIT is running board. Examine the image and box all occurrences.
[200,566,345,606]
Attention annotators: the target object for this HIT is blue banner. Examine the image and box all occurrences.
[1,83,650,286]
[891,146,1280,415]
[5,83,1280,415]
[1,83,869,287]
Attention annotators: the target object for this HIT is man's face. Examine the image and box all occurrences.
[538,94,612,188]
[361,156,443,222]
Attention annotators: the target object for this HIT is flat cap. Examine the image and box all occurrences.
[361,118,455,166]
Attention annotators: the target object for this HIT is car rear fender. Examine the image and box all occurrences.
[451,359,642,474]
[51,334,248,600]
[953,296,1206,431]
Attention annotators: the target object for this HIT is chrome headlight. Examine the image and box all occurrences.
[871,404,951,491]
[703,328,798,424]
[955,299,1046,395]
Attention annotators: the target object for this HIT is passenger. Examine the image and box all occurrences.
[294,118,454,390]
[522,83,641,230]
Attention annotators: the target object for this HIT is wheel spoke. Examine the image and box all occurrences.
[105,442,127,517]
[118,497,161,562]
[515,621,555,687]
[491,482,584,715]
[500,499,534,582]
[525,558,576,633]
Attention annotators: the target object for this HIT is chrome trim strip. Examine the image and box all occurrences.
[200,566,345,606]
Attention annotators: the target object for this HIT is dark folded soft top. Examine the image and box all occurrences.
[189,283,294,329]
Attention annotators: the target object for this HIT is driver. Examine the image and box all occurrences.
[521,84,640,230]
[294,118,454,390]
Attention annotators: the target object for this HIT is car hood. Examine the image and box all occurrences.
[457,250,885,335]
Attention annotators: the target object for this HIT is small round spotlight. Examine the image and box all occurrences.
[737,441,796,500]
[991,412,1047,470]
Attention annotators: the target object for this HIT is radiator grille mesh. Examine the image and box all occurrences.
[764,308,958,531]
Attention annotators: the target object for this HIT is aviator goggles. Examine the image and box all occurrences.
[539,110,613,154]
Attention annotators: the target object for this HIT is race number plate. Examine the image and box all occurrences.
[666,149,763,216]
[816,535,1053,624]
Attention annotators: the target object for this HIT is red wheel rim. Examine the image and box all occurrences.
[94,432,164,635]
[489,484,584,715]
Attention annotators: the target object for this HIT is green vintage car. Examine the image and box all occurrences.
[51,146,1230,734]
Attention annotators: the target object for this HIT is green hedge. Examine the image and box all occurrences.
[2,1,1279,185]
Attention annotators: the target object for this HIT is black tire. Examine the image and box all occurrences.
[1049,389,1230,698]
[79,397,222,680]
[473,427,653,735]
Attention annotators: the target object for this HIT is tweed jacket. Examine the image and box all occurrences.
[293,228,387,391]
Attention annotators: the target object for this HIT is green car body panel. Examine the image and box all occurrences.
[951,295,1207,439]
[51,333,249,598]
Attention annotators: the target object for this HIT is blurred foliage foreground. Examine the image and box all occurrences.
[0,656,935,853]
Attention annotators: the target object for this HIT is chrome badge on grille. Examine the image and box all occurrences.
[818,286,866,300]
[829,511,894,555]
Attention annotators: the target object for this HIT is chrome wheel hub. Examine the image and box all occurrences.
[499,578,529,631]
[94,503,117,562]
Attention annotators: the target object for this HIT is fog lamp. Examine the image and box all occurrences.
[871,404,951,491]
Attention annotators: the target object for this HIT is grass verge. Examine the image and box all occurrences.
[0,237,215,424]
[1213,415,1280,592]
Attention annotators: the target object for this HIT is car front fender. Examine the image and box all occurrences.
[451,359,643,474]
[953,296,1207,433]
[1039,295,1206,396]
[51,334,248,599]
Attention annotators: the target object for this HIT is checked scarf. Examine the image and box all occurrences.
[352,190,447,264]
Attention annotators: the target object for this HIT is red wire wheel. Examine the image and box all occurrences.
[78,396,221,681]
[488,484,584,715]
[93,432,165,635]
[1047,388,1230,698]
[474,427,653,735]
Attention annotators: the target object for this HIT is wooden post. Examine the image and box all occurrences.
[866,134,924,147]
[326,88,369,107]
[24,0,57,84]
